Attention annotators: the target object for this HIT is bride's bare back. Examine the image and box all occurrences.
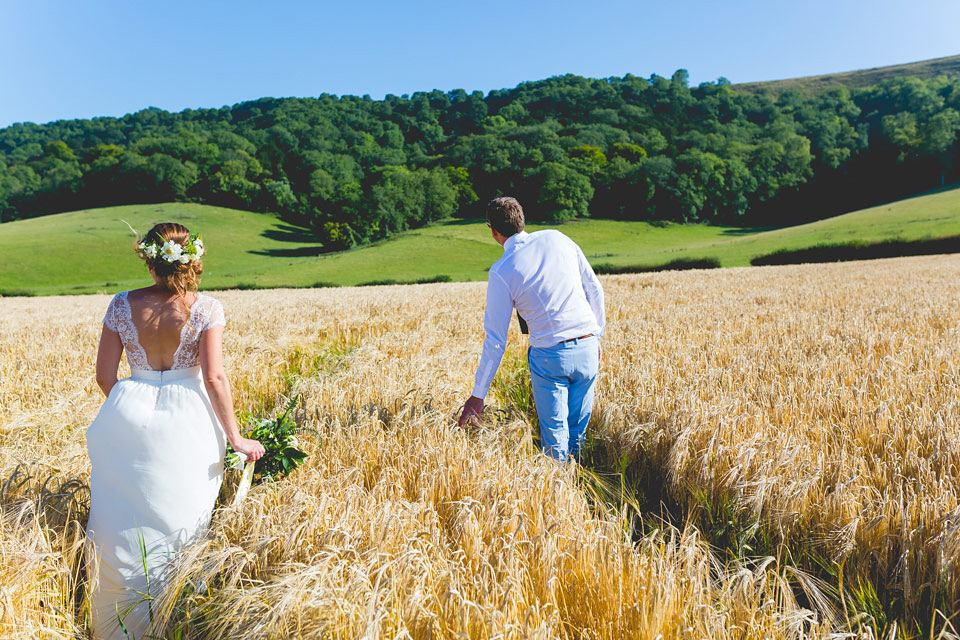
[127,287,198,370]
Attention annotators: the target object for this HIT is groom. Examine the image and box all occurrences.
[458,196,605,461]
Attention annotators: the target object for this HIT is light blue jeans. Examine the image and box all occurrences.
[527,335,599,461]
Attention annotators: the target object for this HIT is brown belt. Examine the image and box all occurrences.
[563,333,594,343]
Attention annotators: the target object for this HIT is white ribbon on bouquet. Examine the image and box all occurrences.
[229,453,256,506]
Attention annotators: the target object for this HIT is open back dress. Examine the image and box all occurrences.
[86,290,227,639]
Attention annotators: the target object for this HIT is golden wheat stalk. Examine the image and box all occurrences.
[3,256,960,637]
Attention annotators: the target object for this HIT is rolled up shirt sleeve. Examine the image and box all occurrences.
[578,246,606,335]
[471,270,513,399]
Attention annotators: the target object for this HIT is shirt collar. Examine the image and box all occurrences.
[503,230,528,251]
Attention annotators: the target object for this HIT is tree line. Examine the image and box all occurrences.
[1,71,958,248]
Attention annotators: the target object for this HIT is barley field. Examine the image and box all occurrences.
[3,254,960,638]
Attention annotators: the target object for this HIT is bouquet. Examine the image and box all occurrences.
[225,397,309,504]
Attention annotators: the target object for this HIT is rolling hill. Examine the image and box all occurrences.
[733,53,960,94]
[5,183,960,296]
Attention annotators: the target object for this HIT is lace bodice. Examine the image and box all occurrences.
[103,291,226,370]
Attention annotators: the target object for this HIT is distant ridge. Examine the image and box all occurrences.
[733,54,960,93]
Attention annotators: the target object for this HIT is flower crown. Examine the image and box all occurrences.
[137,234,205,264]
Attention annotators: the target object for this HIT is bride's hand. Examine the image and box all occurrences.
[231,437,266,461]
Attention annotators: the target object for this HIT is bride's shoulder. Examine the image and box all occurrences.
[194,292,225,319]
[105,289,129,306]
[124,287,156,304]
[103,290,131,331]
[195,292,223,309]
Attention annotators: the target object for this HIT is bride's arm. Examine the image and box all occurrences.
[95,325,123,396]
[199,326,265,460]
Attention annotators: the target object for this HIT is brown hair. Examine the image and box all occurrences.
[485,197,525,237]
[136,222,203,295]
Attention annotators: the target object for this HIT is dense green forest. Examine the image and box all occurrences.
[1,70,958,249]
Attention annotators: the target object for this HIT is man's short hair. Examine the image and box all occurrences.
[486,197,525,237]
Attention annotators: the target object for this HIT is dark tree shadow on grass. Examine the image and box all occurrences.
[253,222,327,256]
[720,226,779,235]
[751,235,960,265]
[261,223,316,243]
[249,246,327,257]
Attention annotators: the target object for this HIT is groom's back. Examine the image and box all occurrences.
[493,230,598,346]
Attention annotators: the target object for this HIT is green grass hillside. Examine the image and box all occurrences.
[4,184,960,296]
[1,204,739,295]
[650,183,960,268]
[733,53,960,94]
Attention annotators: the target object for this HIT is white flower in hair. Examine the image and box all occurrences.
[138,232,203,263]
[160,240,183,262]
[137,241,158,259]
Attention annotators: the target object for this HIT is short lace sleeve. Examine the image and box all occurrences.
[202,296,226,332]
[102,294,123,332]
[102,291,151,369]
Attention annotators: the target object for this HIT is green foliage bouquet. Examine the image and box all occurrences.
[225,398,309,503]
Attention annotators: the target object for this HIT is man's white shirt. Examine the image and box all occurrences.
[471,230,605,399]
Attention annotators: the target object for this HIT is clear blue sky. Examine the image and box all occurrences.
[1,0,959,129]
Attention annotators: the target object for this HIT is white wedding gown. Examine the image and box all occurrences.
[86,291,227,639]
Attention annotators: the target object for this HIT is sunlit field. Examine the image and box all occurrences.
[3,254,960,638]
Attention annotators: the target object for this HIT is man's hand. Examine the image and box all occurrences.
[458,395,485,427]
[598,340,603,364]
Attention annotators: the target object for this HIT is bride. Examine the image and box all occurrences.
[85,222,265,639]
